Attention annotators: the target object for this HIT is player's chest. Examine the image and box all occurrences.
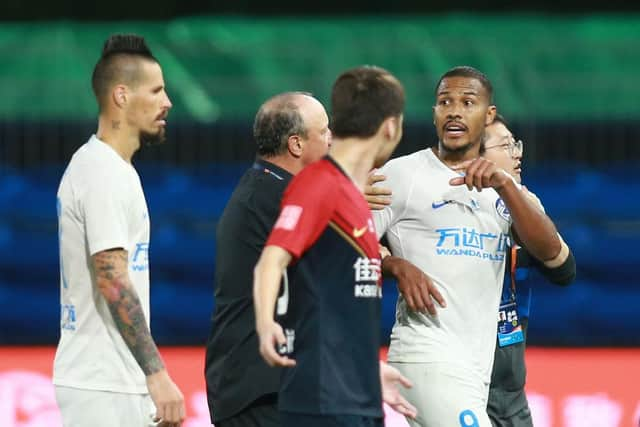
[405,184,509,231]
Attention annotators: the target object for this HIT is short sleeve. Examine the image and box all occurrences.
[266,166,337,259]
[82,171,130,256]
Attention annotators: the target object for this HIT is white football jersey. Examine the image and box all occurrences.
[53,135,151,394]
[373,148,512,383]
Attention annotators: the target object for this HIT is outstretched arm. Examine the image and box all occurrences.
[93,249,185,425]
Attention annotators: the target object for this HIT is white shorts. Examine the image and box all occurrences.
[388,362,492,427]
[55,386,158,427]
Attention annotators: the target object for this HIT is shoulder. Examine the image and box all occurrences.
[69,140,126,178]
[381,149,429,173]
[377,150,431,196]
[250,170,291,210]
[281,160,340,209]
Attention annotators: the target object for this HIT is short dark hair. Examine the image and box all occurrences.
[480,112,509,155]
[435,66,493,103]
[253,92,310,157]
[91,34,157,111]
[330,66,405,139]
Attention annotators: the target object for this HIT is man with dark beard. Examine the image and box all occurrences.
[53,34,185,427]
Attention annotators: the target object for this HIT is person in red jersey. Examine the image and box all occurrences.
[254,65,417,427]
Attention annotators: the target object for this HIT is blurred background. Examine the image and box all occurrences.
[0,1,639,426]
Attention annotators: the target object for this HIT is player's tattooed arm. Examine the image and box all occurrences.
[92,248,164,376]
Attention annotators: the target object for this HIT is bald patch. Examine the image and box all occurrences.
[260,92,311,113]
[253,91,314,157]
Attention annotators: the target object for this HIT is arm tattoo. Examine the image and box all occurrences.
[93,249,164,376]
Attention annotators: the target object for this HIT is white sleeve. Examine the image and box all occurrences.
[371,159,413,240]
[81,171,130,256]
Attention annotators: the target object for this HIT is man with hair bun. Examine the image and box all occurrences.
[54,33,184,427]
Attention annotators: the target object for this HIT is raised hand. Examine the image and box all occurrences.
[449,158,511,192]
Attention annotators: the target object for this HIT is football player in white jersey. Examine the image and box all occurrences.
[54,34,185,427]
[366,66,563,427]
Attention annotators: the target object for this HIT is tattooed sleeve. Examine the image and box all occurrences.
[92,248,164,376]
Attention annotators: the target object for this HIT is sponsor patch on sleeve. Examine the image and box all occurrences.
[274,205,303,231]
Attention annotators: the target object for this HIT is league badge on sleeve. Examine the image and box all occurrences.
[495,198,511,222]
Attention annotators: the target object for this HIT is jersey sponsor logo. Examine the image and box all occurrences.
[434,227,508,262]
[274,205,303,231]
[353,257,382,298]
[495,198,511,221]
[432,200,453,209]
[354,284,382,298]
[61,304,76,331]
[131,242,149,272]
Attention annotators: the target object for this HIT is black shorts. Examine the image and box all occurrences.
[215,395,280,427]
[281,412,383,427]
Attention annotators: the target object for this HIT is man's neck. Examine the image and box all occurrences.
[434,142,481,168]
[96,115,139,163]
[328,137,381,191]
